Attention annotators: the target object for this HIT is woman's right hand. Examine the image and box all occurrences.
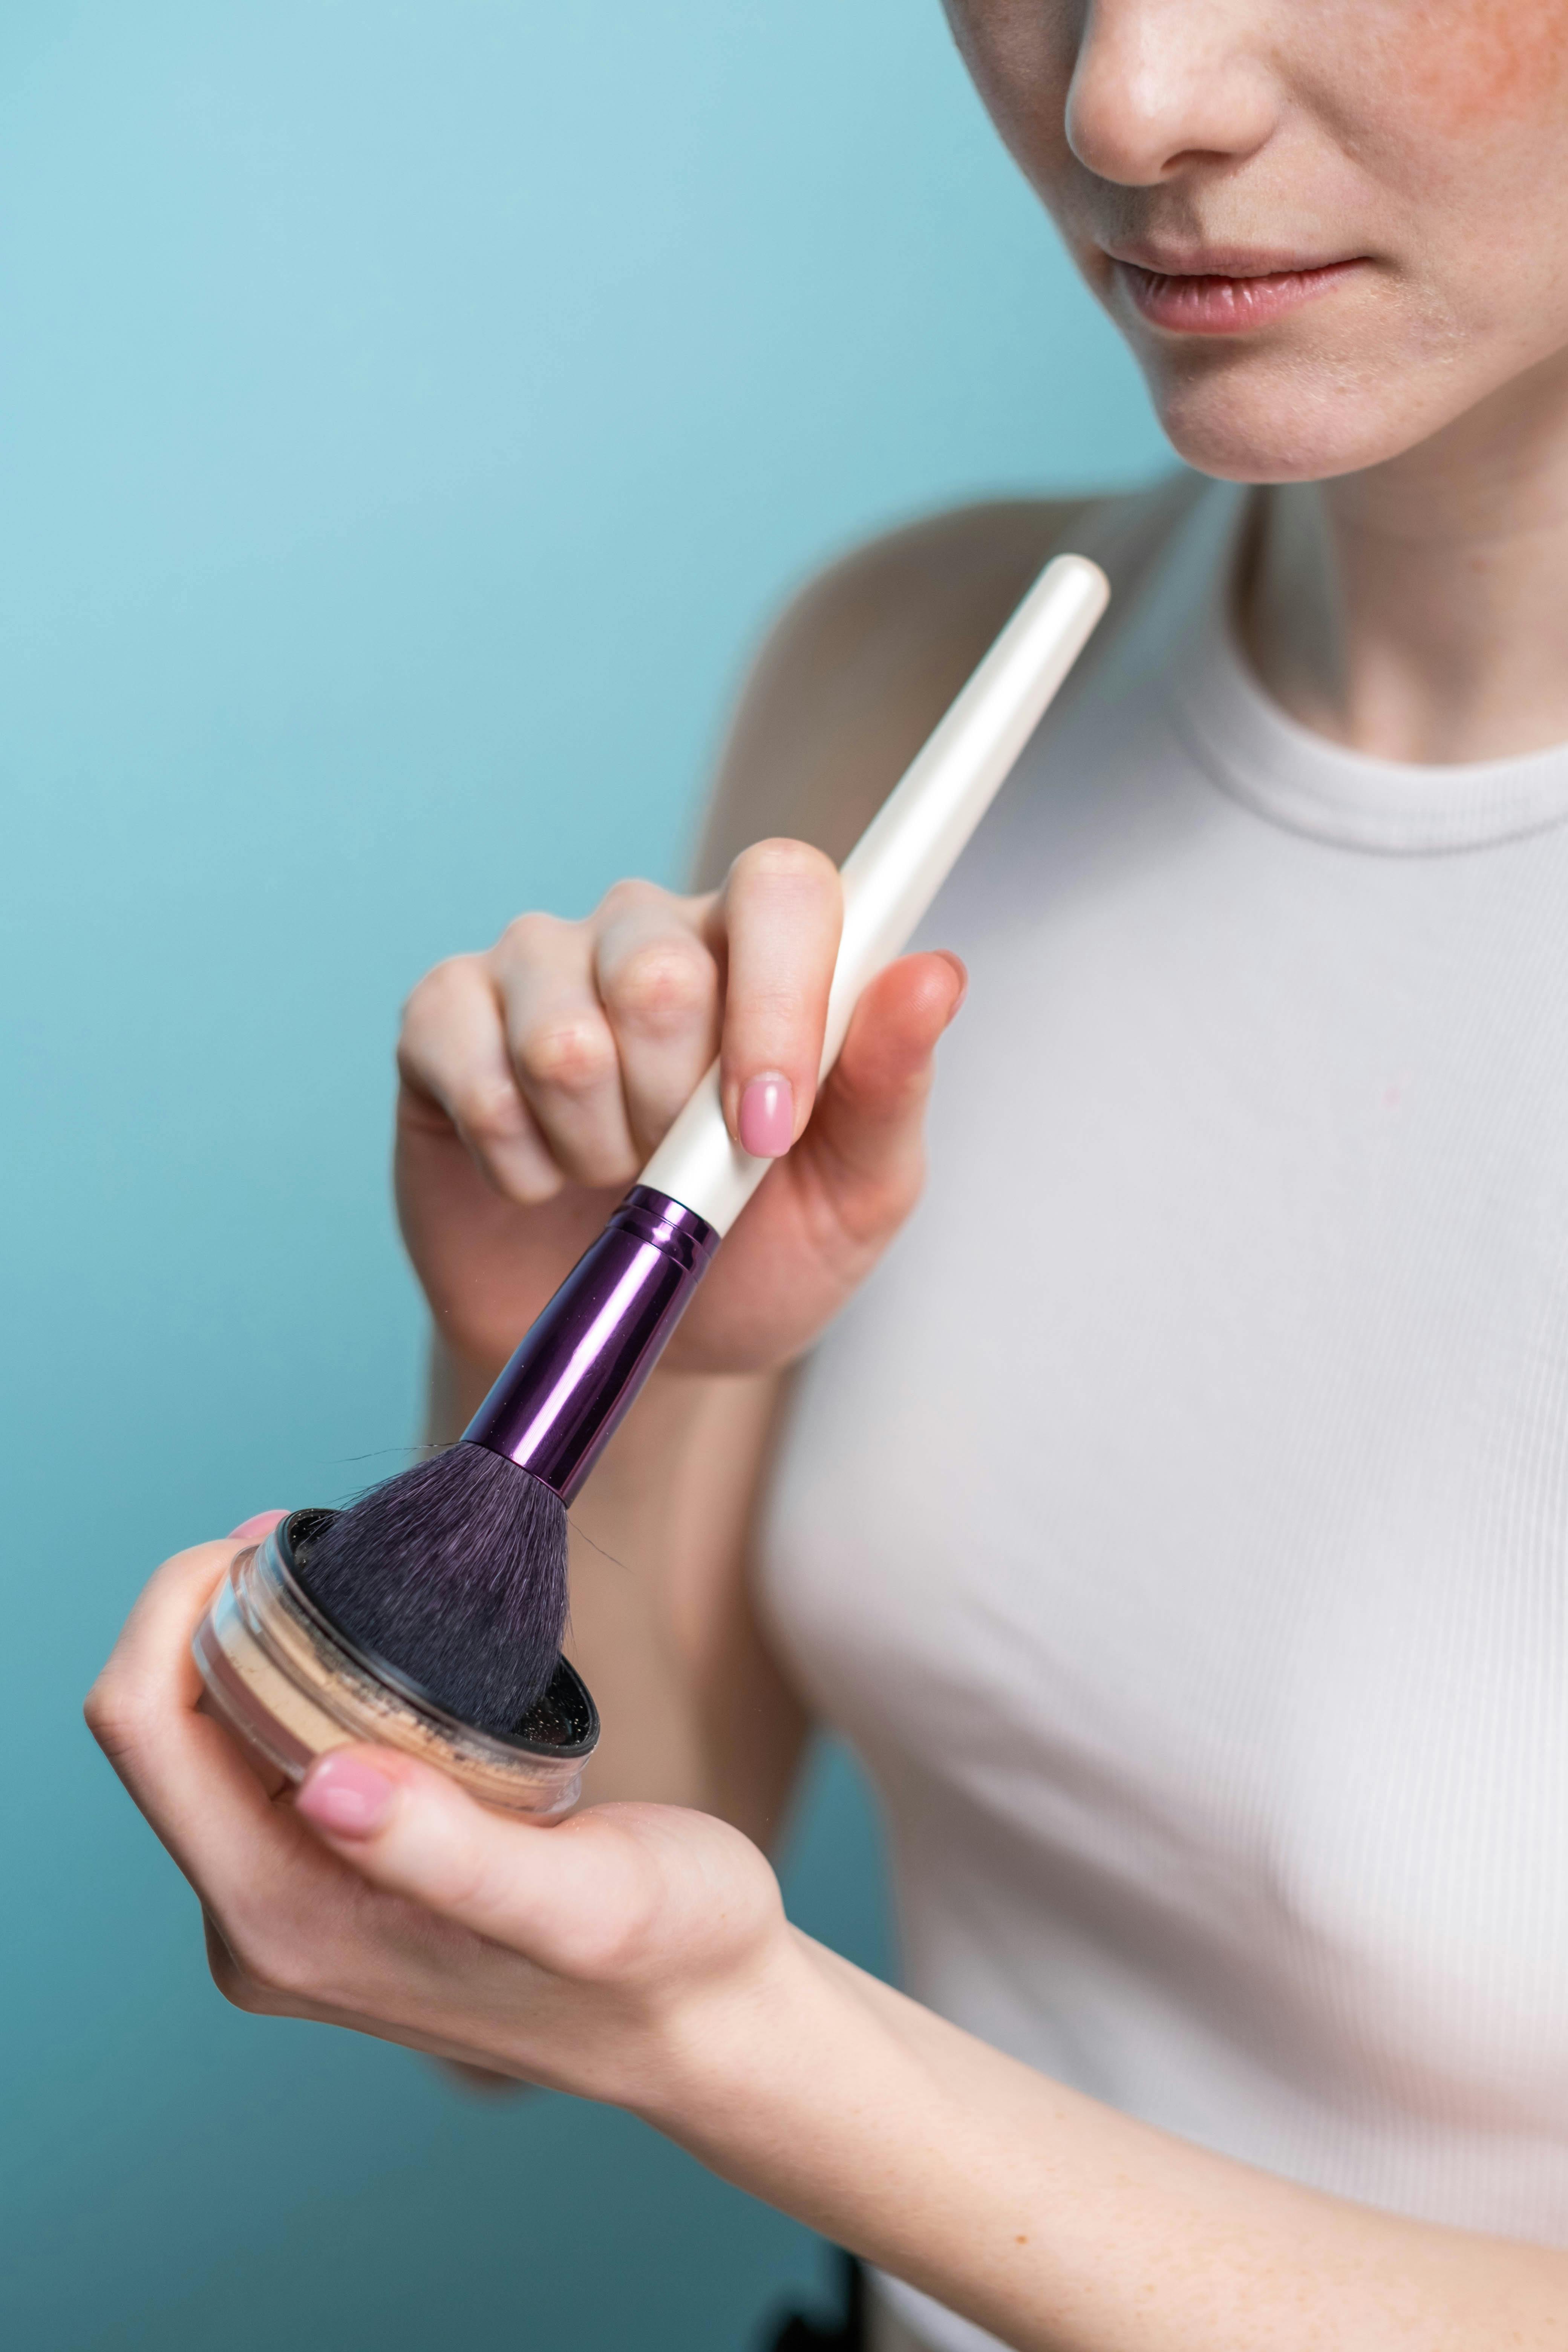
[395,838,965,1383]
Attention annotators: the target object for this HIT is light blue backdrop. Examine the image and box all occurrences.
[0,6,1164,2346]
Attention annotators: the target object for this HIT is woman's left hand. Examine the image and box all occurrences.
[84,1536,797,2107]
[93,1539,1565,2352]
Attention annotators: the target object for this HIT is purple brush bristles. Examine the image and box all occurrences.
[296,1449,569,1733]
[292,1188,719,1740]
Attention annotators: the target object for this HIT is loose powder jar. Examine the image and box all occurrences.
[194,1508,599,1818]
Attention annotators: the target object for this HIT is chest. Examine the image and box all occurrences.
[761,765,1568,2076]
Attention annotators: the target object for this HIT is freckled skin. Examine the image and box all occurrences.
[942,0,1568,482]
[1403,0,1568,132]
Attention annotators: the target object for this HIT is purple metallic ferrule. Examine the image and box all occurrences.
[462,1185,719,1503]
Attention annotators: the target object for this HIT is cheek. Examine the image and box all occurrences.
[1336,0,1568,345]
[941,0,1079,183]
[1395,0,1568,133]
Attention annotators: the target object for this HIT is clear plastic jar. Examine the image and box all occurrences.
[193,1508,598,1819]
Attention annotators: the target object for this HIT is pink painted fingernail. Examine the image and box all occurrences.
[297,1754,396,1839]
[738,1073,795,1158]
[228,1510,289,1543]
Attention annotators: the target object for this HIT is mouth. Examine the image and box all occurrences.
[1107,249,1366,335]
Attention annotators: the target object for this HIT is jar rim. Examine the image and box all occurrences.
[273,1508,600,1762]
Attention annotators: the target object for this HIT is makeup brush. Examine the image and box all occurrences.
[297,554,1109,1733]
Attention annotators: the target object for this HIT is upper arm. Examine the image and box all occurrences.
[691,496,1098,886]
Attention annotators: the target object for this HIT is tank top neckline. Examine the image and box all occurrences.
[1164,482,1568,857]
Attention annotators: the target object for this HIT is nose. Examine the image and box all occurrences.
[1066,0,1281,185]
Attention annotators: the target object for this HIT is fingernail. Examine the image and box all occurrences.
[937,952,969,1020]
[228,1510,288,1543]
[739,1073,795,1158]
[297,1754,396,1839]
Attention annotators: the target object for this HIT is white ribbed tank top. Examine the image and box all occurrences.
[758,482,1568,2352]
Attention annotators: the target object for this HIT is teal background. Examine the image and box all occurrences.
[0,5,1162,2346]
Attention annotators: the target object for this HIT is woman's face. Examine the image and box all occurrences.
[945,0,1568,481]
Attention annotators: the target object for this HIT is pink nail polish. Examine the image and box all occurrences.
[297,1754,395,1838]
[227,1510,288,1544]
[738,1073,795,1158]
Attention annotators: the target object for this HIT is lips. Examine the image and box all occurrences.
[1113,256,1363,334]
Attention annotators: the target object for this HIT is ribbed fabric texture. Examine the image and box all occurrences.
[759,484,1568,2352]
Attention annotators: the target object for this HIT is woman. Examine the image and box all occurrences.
[89,3,1568,2345]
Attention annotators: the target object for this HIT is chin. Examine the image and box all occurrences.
[1144,351,1444,485]
[1147,336,1523,487]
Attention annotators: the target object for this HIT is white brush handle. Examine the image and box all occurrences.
[639,551,1109,1234]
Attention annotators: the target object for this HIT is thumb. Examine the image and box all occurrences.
[294,1746,655,1977]
[801,950,966,1220]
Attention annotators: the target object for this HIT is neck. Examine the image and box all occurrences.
[1238,352,1568,764]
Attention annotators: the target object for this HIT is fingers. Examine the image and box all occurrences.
[84,1538,335,1929]
[803,950,967,1232]
[399,955,562,1203]
[227,1509,288,1545]
[490,913,639,1188]
[86,1539,236,1756]
[401,885,725,1200]
[593,885,720,1157]
[399,848,840,1199]
[715,841,843,1156]
[86,1540,462,2031]
[87,1539,511,2044]
[294,1747,663,1981]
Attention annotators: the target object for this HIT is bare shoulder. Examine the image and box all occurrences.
[692,481,1190,882]
[694,497,1086,880]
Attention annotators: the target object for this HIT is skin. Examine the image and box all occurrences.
[944,0,1568,761]
[90,5,1568,2343]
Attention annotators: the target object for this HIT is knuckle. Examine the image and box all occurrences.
[208,1943,265,2012]
[401,954,478,1031]
[217,1962,295,2018]
[451,1076,529,1148]
[565,1141,640,1191]
[602,939,714,1036]
[219,1920,318,2010]
[503,1158,567,1206]
[498,910,573,963]
[597,877,667,922]
[516,1019,617,1098]
[82,1680,145,1766]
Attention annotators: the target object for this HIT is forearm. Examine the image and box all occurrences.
[423,1328,496,1445]
[654,1936,1568,2352]
[114,1532,1563,2346]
